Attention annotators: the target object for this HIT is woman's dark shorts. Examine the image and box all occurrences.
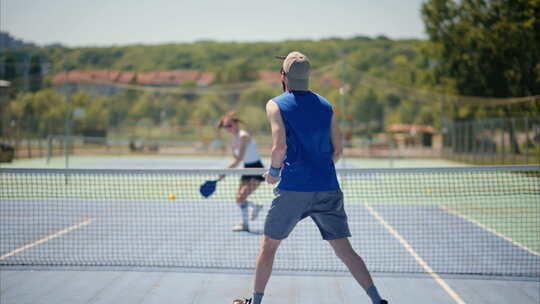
[241,160,265,182]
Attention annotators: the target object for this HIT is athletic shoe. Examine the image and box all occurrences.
[380,300,388,304]
[232,298,252,304]
[250,203,264,220]
[232,223,249,232]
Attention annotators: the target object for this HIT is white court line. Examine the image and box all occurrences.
[0,218,92,260]
[364,204,466,304]
[441,205,540,257]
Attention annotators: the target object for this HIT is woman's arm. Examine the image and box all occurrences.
[226,133,249,169]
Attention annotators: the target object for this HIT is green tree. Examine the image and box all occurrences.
[6,90,66,138]
[71,91,109,136]
[106,90,137,127]
[238,106,269,135]
[128,92,161,125]
[422,0,540,153]
[31,89,65,136]
[215,58,259,84]
[6,92,33,138]
[29,55,43,92]
[237,87,278,109]
[422,0,540,98]
[3,53,20,96]
[189,94,224,125]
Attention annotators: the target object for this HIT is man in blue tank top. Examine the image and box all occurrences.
[236,52,387,304]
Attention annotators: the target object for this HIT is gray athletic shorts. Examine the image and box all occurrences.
[264,188,351,240]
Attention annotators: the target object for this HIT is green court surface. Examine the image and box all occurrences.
[0,155,470,170]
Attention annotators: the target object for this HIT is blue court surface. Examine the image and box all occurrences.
[1,270,539,304]
[1,159,539,303]
[1,198,539,303]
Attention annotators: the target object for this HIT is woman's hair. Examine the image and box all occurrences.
[217,111,243,129]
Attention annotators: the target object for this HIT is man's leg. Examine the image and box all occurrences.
[252,235,282,304]
[328,237,385,304]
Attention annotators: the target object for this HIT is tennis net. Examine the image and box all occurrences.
[1,166,539,278]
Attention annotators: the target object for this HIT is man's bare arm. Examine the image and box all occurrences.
[266,100,287,169]
[331,114,343,163]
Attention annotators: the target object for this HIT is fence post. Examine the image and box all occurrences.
[47,135,52,164]
[491,119,496,165]
[451,122,456,161]
[27,137,32,159]
[479,120,485,164]
[38,137,43,158]
[524,117,529,164]
[537,119,540,164]
[465,121,470,163]
[512,118,517,164]
[472,121,477,164]
[501,119,505,164]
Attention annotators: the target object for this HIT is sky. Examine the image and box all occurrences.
[2,0,427,47]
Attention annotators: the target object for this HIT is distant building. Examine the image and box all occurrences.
[136,70,214,87]
[257,70,341,89]
[315,75,341,88]
[258,70,281,87]
[52,70,128,95]
[387,124,435,147]
[0,80,10,88]
[52,69,216,95]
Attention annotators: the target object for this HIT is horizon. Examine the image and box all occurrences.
[1,30,423,49]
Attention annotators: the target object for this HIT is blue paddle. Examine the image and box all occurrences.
[199,180,219,198]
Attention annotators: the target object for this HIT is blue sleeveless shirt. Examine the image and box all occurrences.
[272,91,340,191]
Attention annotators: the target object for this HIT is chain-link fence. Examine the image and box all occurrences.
[442,117,540,165]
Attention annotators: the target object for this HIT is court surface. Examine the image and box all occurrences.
[0,155,469,169]
[1,157,539,304]
[1,270,539,304]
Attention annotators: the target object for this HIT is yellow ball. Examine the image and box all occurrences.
[168,193,176,200]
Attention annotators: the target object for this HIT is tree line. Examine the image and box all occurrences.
[2,0,538,143]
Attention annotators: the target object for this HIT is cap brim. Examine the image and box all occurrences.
[274,56,286,60]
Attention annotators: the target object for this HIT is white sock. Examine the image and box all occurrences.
[239,202,248,225]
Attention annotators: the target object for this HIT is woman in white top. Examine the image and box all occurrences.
[218,112,264,232]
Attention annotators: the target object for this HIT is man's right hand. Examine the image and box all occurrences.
[263,171,280,184]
